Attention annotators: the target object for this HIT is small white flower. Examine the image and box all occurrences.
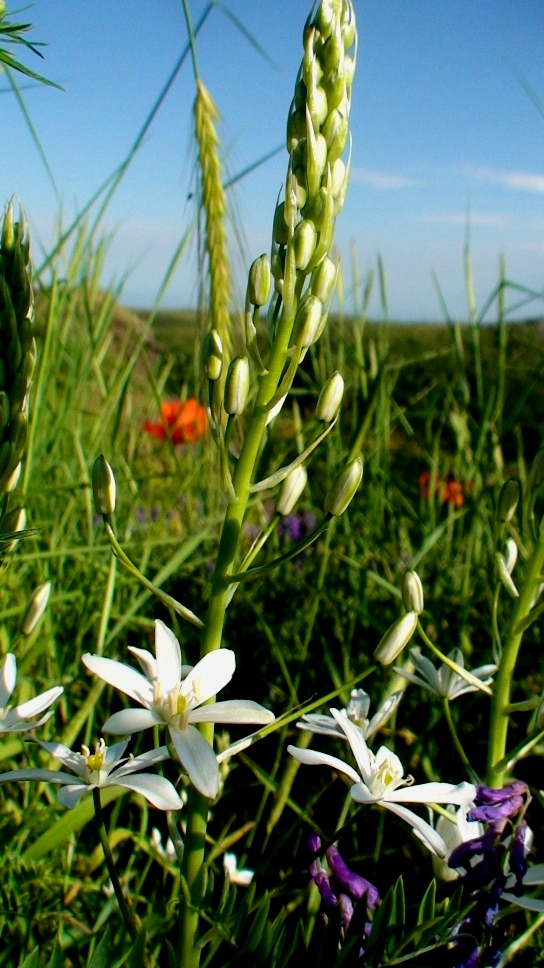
[224,852,254,886]
[393,647,496,701]
[288,708,476,858]
[0,653,63,734]
[0,737,183,810]
[82,620,274,800]
[299,688,402,744]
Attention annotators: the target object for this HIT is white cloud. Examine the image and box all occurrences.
[350,168,419,189]
[468,166,544,194]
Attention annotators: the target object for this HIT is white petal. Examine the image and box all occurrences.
[113,774,184,811]
[350,782,380,804]
[0,653,16,708]
[383,802,448,857]
[366,691,403,741]
[410,649,442,693]
[169,724,219,799]
[330,708,372,783]
[1,710,54,733]
[33,739,88,778]
[287,744,361,785]
[103,707,162,734]
[113,745,171,778]
[182,650,235,707]
[102,739,130,769]
[189,699,274,725]
[386,781,476,805]
[519,864,544,886]
[82,654,153,707]
[127,647,157,682]
[392,669,435,695]
[154,620,182,692]
[502,893,544,913]
[11,686,63,722]
[300,713,345,738]
[57,783,90,808]
[0,767,81,785]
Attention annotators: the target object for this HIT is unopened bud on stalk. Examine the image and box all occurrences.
[497,478,520,524]
[248,254,271,308]
[374,611,418,666]
[92,455,116,516]
[316,371,344,421]
[21,581,51,635]
[402,570,424,615]
[276,465,308,516]
[504,537,518,576]
[203,329,223,382]
[293,219,317,270]
[4,461,21,493]
[224,356,250,416]
[273,202,289,247]
[293,294,323,348]
[310,256,337,303]
[1,506,26,552]
[530,449,544,489]
[324,456,363,516]
[495,552,519,599]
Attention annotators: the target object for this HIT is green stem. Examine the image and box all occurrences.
[443,697,479,783]
[487,531,544,787]
[92,787,138,941]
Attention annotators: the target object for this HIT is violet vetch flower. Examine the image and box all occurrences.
[82,620,274,800]
[509,820,529,894]
[0,653,63,734]
[299,687,403,745]
[326,845,379,909]
[468,781,528,824]
[0,737,183,810]
[289,709,476,857]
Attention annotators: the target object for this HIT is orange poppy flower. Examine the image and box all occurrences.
[143,398,207,444]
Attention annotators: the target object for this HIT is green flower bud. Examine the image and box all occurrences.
[293,293,323,347]
[402,570,424,615]
[203,329,223,381]
[287,107,307,152]
[315,0,335,39]
[308,85,328,131]
[322,69,346,112]
[92,455,116,516]
[1,201,14,251]
[323,103,349,162]
[224,355,250,416]
[316,371,344,421]
[0,391,10,432]
[273,202,289,246]
[504,537,518,576]
[318,21,343,74]
[530,448,544,489]
[310,256,337,302]
[248,254,271,308]
[306,128,328,199]
[330,157,346,198]
[0,506,26,553]
[324,456,363,515]
[374,611,418,666]
[293,219,317,270]
[276,465,308,516]
[497,478,520,524]
[4,461,21,493]
[21,581,52,636]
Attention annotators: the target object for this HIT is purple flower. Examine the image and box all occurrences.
[509,820,528,894]
[468,782,528,823]
[313,870,338,915]
[326,845,380,910]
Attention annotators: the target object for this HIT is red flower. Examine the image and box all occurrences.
[143,398,207,444]
[418,470,466,509]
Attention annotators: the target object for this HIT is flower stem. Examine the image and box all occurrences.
[487,531,544,787]
[442,697,479,783]
[92,787,138,941]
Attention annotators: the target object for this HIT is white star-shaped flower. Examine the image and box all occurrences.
[0,653,63,734]
[82,620,274,800]
[0,737,183,810]
[288,708,475,857]
[393,647,496,700]
[299,688,402,744]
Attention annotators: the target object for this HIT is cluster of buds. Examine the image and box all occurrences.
[0,204,34,498]
[374,569,423,666]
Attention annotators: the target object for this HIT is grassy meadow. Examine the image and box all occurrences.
[2,1,544,966]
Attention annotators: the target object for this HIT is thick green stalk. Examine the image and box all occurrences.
[486,531,544,787]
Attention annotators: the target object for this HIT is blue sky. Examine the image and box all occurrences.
[2,0,544,320]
